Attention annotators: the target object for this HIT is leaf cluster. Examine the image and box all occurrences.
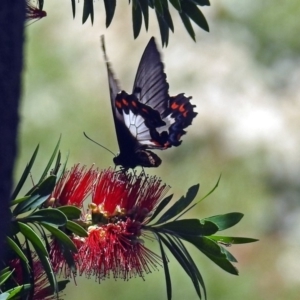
[1,138,86,299]
[72,0,210,46]
[144,179,258,299]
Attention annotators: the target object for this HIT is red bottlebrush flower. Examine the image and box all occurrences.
[74,169,170,281]
[26,0,47,21]
[47,164,98,208]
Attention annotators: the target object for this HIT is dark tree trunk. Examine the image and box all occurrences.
[0,1,25,260]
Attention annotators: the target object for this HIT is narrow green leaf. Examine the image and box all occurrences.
[6,237,28,264]
[162,4,174,32]
[138,0,149,30]
[179,175,221,218]
[66,220,88,237]
[174,237,207,299]
[0,270,14,285]
[0,267,10,277]
[169,0,181,11]
[157,219,218,236]
[161,234,202,299]
[71,0,76,18]
[203,213,244,231]
[10,144,39,200]
[209,236,259,244]
[57,205,81,220]
[56,151,69,183]
[41,223,77,253]
[147,194,173,224]
[155,7,170,46]
[38,0,44,10]
[179,12,195,41]
[5,284,31,299]
[18,222,47,255]
[181,1,209,32]
[34,247,58,295]
[186,236,238,275]
[10,195,31,207]
[13,176,56,215]
[38,136,61,185]
[154,0,163,14]
[156,233,172,300]
[190,0,210,6]
[156,184,199,224]
[23,209,67,226]
[103,0,116,27]
[82,0,94,24]
[132,0,142,39]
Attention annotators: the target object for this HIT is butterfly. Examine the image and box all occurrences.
[101,36,197,169]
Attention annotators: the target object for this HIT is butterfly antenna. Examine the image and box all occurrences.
[83,132,116,157]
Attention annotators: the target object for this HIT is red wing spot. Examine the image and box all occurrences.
[183,111,188,118]
[179,104,186,113]
[122,99,129,106]
[142,108,149,114]
[132,101,137,107]
[171,102,179,110]
[116,101,122,109]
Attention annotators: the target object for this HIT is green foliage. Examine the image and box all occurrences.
[145,178,257,299]
[70,0,211,46]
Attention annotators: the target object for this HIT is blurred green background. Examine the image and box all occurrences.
[20,1,300,299]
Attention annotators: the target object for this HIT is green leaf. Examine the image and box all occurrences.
[138,0,149,30]
[209,236,259,244]
[190,0,210,6]
[10,144,39,200]
[169,0,181,11]
[162,4,174,32]
[10,195,31,206]
[156,9,169,46]
[203,213,244,231]
[41,223,77,253]
[0,267,10,276]
[56,151,69,183]
[104,0,116,27]
[6,236,28,264]
[13,175,56,215]
[5,284,31,300]
[147,194,173,224]
[186,236,239,275]
[82,0,94,24]
[156,233,172,300]
[160,234,202,299]
[179,11,195,41]
[66,220,88,237]
[181,1,209,32]
[132,0,142,39]
[0,270,14,285]
[157,219,219,236]
[154,0,163,14]
[18,222,48,256]
[57,205,81,220]
[71,0,76,18]
[156,184,199,224]
[174,237,207,299]
[38,136,61,185]
[22,209,67,226]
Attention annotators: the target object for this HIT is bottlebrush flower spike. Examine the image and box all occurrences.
[73,168,170,280]
[47,164,98,208]
[26,0,47,21]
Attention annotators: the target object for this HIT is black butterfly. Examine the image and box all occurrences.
[101,36,197,169]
